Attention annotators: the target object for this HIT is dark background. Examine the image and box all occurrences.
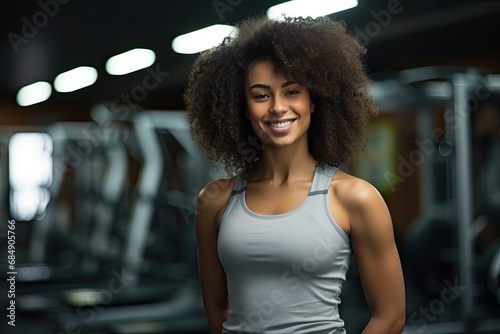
[1,1,500,334]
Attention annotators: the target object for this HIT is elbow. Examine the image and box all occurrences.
[392,316,405,334]
[388,313,405,334]
[365,313,405,334]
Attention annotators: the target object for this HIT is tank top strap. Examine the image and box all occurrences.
[309,164,337,194]
[231,175,247,196]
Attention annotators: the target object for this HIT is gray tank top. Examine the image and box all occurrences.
[218,164,351,334]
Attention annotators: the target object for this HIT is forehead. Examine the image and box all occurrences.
[245,60,291,84]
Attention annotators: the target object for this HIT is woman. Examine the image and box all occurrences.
[184,16,405,334]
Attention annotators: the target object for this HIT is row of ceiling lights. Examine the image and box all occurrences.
[16,48,156,106]
[16,0,358,107]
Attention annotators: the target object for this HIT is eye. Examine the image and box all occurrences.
[285,90,299,96]
[253,93,269,100]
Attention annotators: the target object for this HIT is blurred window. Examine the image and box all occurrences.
[9,132,52,221]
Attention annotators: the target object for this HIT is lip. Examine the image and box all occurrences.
[265,118,296,133]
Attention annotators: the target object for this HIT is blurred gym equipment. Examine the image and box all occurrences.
[389,67,500,333]
[49,110,215,333]
[0,109,216,333]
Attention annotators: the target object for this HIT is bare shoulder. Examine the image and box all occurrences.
[197,177,237,228]
[330,169,385,210]
[330,169,393,242]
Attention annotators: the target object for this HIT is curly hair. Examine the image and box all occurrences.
[184,15,378,179]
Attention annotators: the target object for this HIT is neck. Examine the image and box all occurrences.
[254,138,317,184]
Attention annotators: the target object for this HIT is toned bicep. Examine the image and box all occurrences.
[195,180,233,332]
[196,208,228,309]
[349,184,405,319]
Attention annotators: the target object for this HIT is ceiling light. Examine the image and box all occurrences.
[105,48,156,75]
[267,0,358,20]
[172,24,238,54]
[16,81,52,107]
[54,66,98,93]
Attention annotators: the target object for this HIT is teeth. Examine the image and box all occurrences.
[269,120,293,128]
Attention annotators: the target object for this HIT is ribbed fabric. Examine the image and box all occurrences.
[218,165,351,334]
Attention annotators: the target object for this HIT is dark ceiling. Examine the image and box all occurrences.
[1,0,500,120]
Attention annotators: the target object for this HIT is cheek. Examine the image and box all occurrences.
[295,100,313,115]
[247,103,266,120]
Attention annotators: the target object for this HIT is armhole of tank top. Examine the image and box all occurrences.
[218,176,243,227]
[322,167,351,245]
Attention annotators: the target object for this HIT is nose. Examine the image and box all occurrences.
[269,95,288,114]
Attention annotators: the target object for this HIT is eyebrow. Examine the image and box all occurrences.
[248,81,297,91]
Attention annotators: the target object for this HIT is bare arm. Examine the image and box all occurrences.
[195,179,234,333]
[343,179,406,333]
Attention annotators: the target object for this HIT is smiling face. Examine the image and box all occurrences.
[244,60,314,148]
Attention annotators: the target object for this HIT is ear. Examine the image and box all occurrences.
[310,101,315,113]
[244,108,250,119]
